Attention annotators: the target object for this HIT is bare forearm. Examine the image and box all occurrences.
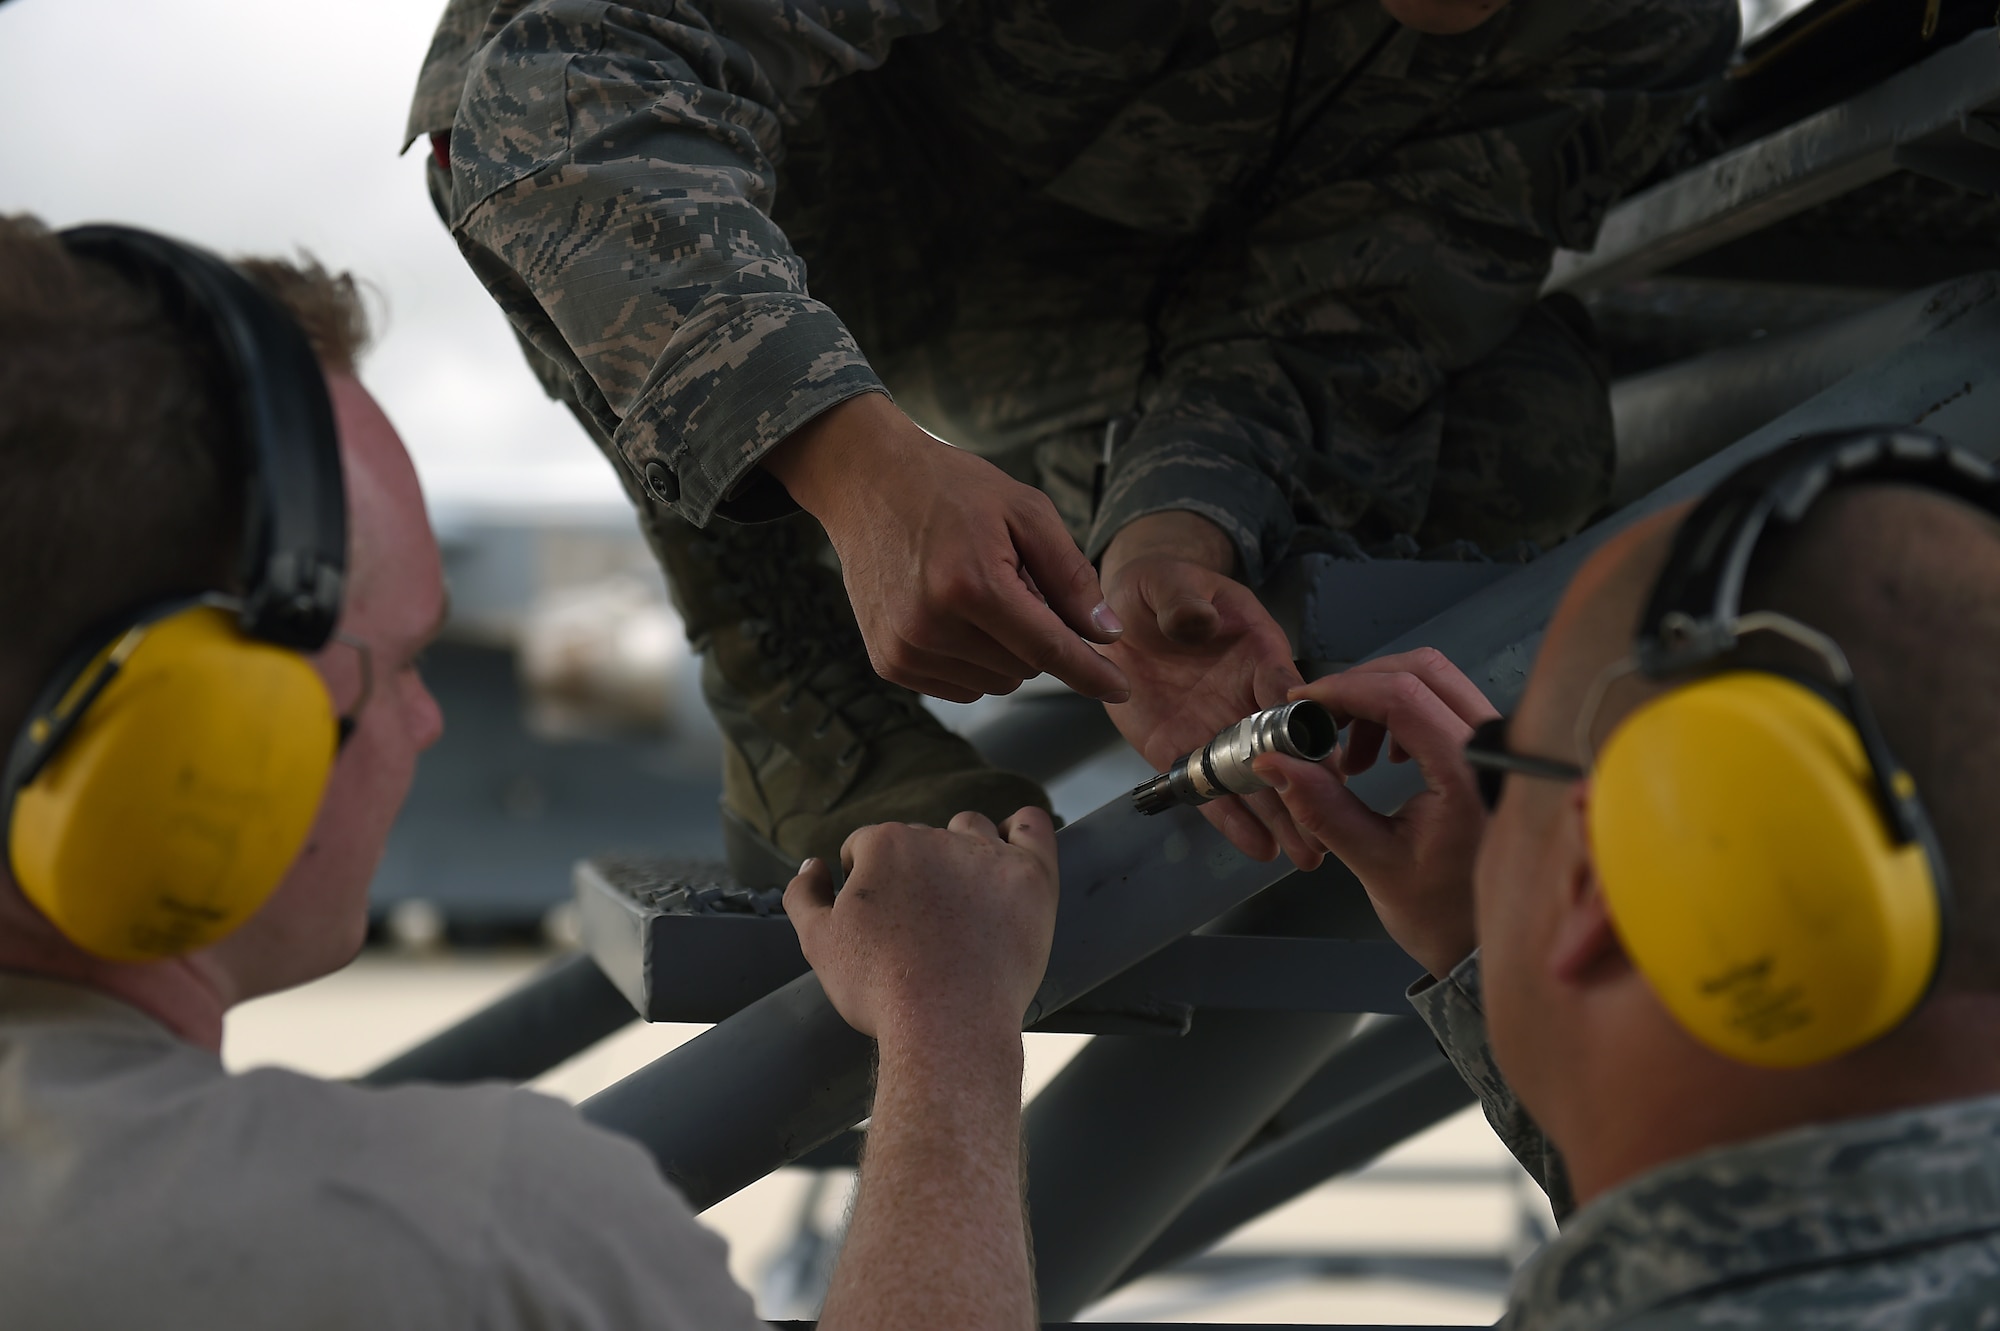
[818,1032,1034,1331]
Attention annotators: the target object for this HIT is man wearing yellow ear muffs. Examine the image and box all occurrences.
[0,213,1065,1329]
[1249,426,2000,1326]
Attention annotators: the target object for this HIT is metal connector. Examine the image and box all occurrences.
[1131,700,1339,815]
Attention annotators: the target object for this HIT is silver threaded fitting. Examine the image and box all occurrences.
[1131,699,1339,815]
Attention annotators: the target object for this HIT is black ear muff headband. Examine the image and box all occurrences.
[1641,427,2000,675]
[56,225,346,651]
[1637,427,2000,841]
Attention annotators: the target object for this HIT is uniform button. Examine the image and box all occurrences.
[643,461,679,504]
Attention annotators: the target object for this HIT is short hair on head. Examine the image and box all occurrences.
[0,214,371,745]
[1738,483,2000,996]
[232,255,371,373]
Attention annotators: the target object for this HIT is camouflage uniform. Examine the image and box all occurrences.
[1413,954,2000,1328]
[406,0,1738,583]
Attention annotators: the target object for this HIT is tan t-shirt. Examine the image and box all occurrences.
[0,973,768,1330]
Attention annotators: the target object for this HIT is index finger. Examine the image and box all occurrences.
[782,857,837,951]
[1297,671,1484,797]
[1310,647,1497,727]
[979,582,1131,702]
[947,809,1003,842]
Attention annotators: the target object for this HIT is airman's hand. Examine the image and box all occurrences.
[1253,648,1497,977]
[764,394,1129,705]
[784,807,1060,1047]
[1099,512,1320,869]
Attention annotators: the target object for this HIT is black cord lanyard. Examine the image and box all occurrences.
[1092,1,1402,518]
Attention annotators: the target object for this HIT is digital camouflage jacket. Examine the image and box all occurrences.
[1413,954,2000,1328]
[408,0,1734,579]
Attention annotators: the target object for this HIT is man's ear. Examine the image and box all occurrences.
[1549,778,1627,987]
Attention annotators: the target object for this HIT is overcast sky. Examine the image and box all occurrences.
[3,0,1800,516]
[0,0,614,512]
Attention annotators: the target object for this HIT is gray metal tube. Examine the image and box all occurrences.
[1027,1011,1360,1321]
[1611,275,1991,506]
[357,951,635,1087]
[1544,32,2000,293]
[1023,859,1379,1320]
[1418,272,2000,728]
[580,795,1302,1211]
[1116,1020,1475,1287]
[581,972,875,1209]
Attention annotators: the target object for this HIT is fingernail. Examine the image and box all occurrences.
[1101,688,1131,705]
[1090,601,1125,636]
[798,857,818,876]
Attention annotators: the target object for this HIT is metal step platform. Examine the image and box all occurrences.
[573,857,1423,1033]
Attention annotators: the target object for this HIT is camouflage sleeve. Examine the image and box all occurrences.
[1087,338,1320,586]
[439,0,957,526]
[1373,0,1742,257]
[1088,0,1737,581]
[1409,951,1576,1221]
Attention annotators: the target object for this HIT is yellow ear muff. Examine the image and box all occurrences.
[6,605,337,961]
[1589,672,1941,1069]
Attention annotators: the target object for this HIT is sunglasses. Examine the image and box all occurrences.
[1461,717,1585,812]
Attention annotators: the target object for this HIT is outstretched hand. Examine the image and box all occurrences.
[1099,513,1320,869]
[763,393,1129,705]
[784,806,1060,1047]
[1253,648,1498,977]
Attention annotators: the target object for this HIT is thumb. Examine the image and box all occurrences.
[1010,495,1124,645]
[1138,562,1222,646]
[1253,656,1306,711]
[783,857,837,948]
[1252,754,1393,865]
[1001,805,1059,884]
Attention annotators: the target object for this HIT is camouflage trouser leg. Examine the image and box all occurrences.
[1417,294,1615,552]
[483,315,1045,881]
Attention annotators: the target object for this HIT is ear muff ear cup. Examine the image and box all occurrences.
[7,606,337,961]
[1588,673,1941,1069]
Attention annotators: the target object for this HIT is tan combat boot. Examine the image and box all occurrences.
[645,509,1049,886]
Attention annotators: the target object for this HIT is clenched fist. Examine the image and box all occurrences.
[784,806,1060,1048]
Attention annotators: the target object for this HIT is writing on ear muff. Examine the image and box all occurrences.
[1580,428,1988,1068]
[1589,671,1941,1068]
[2,226,347,961]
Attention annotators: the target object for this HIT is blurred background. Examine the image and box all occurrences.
[1,0,1808,1321]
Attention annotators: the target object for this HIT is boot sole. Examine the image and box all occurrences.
[721,805,815,890]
